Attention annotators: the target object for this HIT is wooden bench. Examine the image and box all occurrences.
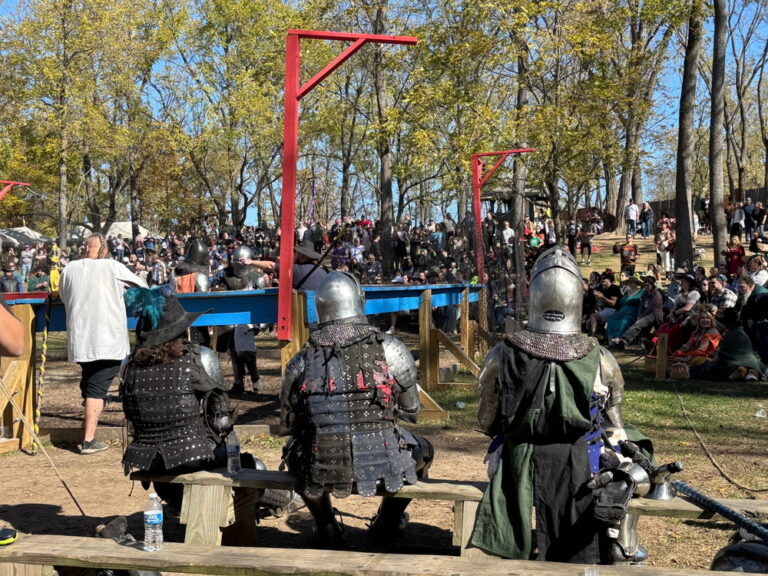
[0,533,720,576]
[129,468,486,557]
[130,468,768,558]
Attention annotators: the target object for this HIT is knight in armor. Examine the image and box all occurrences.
[280,271,434,548]
[215,245,266,394]
[170,237,211,294]
[471,246,651,564]
[120,288,295,515]
[169,238,212,346]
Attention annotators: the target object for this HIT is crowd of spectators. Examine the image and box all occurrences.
[579,206,768,383]
[6,199,768,386]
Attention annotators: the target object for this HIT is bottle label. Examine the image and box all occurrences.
[144,511,162,525]
[227,445,239,457]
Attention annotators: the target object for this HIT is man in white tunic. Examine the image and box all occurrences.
[59,234,147,454]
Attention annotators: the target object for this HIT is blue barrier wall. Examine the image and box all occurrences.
[10,284,482,333]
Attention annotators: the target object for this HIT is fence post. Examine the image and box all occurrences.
[280,290,309,368]
[419,289,438,391]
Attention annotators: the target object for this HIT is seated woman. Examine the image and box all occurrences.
[670,310,721,364]
[615,275,664,347]
[691,308,767,381]
[606,274,643,346]
[655,273,700,353]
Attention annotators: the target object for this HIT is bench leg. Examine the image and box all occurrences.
[221,487,259,547]
[454,500,491,559]
[0,563,51,576]
[180,484,231,546]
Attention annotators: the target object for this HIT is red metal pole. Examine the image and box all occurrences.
[277,34,301,339]
[0,181,30,203]
[276,31,417,342]
[472,157,486,284]
[470,148,535,285]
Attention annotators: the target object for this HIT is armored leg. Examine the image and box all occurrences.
[611,513,647,564]
[369,432,434,541]
[301,492,346,549]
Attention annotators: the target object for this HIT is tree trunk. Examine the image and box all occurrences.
[709,0,728,265]
[604,160,619,231]
[57,81,68,252]
[83,152,100,232]
[674,0,704,269]
[371,2,395,276]
[129,164,141,241]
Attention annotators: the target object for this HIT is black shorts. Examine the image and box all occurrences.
[79,360,121,400]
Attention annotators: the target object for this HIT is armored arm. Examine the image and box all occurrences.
[477,344,503,436]
[195,273,210,293]
[279,352,305,435]
[191,345,227,392]
[599,347,627,444]
[382,334,419,424]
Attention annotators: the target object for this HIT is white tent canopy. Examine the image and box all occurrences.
[67,221,159,243]
[0,226,51,247]
[0,231,20,249]
[105,221,156,239]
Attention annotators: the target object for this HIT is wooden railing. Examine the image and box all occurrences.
[0,304,36,454]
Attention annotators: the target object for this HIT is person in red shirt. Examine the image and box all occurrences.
[723,235,745,278]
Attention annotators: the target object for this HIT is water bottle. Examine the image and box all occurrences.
[143,492,163,552]
[226,430,242,476]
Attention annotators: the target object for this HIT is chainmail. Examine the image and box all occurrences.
[310,322,376,347]
[508,329,597,361]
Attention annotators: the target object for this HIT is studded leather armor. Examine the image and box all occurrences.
[122,344,220,471]
[283,323,418,499]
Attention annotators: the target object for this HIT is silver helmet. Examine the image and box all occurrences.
[232,245,254,278]
[527,245,583,334]
[315,271,366,325]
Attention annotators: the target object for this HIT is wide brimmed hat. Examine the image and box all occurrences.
[125,288,209,347]
[676,273,696,285]
[625,274,644,286]
[294,240,321,261]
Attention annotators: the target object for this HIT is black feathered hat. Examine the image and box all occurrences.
[125,287,209,347]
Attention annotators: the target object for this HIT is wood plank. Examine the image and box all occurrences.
[417,386,446,421]
[419,290,439,391]
[434,330,479,376]
[478,287,489,356]
[0,562,47,576]
[0,534,718,576]
[459,288,470,354]
[130,469,484,502]
[628,495,768,520]
[655,332,668,380]
[129,469,768,520]
[0,438,21,455]
[182,484,230,545]
[455,500,489,559]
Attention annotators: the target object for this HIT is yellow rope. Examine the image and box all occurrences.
[32,295,52,456]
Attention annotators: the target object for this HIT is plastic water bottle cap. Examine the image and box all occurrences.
[756,408,767,418]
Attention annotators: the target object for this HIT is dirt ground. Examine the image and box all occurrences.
[1,256,766,569]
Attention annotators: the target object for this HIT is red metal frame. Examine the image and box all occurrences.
[277,30,417,340]
[471,149,535,282]
[0,181,30,203]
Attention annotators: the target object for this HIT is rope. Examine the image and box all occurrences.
[0,374,88,517]
[32,295,53,455]
[674,385,768,493]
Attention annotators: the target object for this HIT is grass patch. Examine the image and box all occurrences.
[242,433,285,452]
